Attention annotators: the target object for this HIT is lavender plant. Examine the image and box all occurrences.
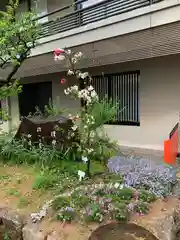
[107,156,176,196]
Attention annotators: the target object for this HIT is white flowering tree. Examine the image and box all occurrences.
[54,48,118,177]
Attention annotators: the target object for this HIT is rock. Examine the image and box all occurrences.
[0,207,24,240]
[46,231,59,240]
[22,224,45,240]
[131,198,180,240]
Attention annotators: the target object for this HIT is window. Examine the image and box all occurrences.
[93,71,140,126]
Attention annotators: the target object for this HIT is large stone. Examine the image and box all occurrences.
[22,224,45,240]
[0,207,24,240]
[131,198,180,240]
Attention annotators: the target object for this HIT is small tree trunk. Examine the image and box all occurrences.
[86,159,91,178]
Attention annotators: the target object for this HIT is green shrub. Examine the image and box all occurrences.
[116,187,134,200]
[139,189,156,203]
[32,171,58,190]
[71,190,90,208]
[134,202,149,214]
[112,203,129,222]
[52,196,70,211]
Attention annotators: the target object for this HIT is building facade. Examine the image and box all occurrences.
[1,0,180,152]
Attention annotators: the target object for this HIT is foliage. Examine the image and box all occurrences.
[32,171,59,191]
[0,0,39,83]
[112,203,129,222]
[27,99,66,118]
[52,196,70,211]
[57,207,75,222]
[0,0,39,122]
[139,189,156,203]
[134,202,149,215]
[83,203,104,223]
[0,138,62,166]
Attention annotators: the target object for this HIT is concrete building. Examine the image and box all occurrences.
[0,0,180,153]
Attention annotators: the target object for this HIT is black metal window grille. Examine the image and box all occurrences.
[92,71,140,126]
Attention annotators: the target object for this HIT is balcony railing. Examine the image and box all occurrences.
[38,0,163,38]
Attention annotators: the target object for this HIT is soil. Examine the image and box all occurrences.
[0,164,53,214]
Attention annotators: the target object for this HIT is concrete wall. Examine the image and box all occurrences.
[6,55,180,150]
[31,0,180,57]
[91,55,180,151]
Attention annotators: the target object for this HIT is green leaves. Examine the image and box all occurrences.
[0,0,40,83]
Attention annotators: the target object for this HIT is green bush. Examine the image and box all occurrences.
[139,189,156,203]
[52,196,70,211]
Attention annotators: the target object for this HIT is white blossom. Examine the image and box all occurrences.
[72,125,78,131]
[27,134,31,138]
[79,72,89,79]
[54,55,65,61]
[39,143,43,149]
[88,85,94,91]
[82,156,88,163]
[67,49,72,55]
[114,183,120,189]
[51,131,56,137]
[37,127,41,132]
[74,52,83,59]
[72,57,77,64]
[91,90,97,98]
[120,184,124,189]
[67,70,74,76]
[87,148,93,154]
[52,140,56,146]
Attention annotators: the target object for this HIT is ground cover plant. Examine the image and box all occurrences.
[51,176,156,224]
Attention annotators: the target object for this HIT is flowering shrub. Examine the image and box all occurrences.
[107,156,176,196]
[53,48,119,177]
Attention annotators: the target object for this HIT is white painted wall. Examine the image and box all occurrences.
[6,55,180,151]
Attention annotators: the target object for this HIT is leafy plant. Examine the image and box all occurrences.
[32,171,59,190]
[0,0,39,125]
[52,196,70,211]
[112,203,129,222]
[57,207,75,222]
[71,190,90,209]
[139,189,156,203]
[18,196,29,208]
[7,188,21,197]
[83,203,103,223]
[116,187,134,200]
[134,202,149,215]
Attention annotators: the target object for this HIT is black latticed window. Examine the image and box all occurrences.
[93,71,140,126]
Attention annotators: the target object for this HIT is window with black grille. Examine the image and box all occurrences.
[92,71,140,126]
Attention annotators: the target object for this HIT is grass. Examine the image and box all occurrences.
[0,159,107,214]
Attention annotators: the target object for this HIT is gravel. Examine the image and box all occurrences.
[107,156,177,197]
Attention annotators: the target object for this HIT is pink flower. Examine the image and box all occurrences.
[54,48,65,56]
[61,79,66,84]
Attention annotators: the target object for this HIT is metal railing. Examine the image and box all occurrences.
[38,0,163,38]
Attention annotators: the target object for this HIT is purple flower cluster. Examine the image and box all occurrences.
[107,156,176,196]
